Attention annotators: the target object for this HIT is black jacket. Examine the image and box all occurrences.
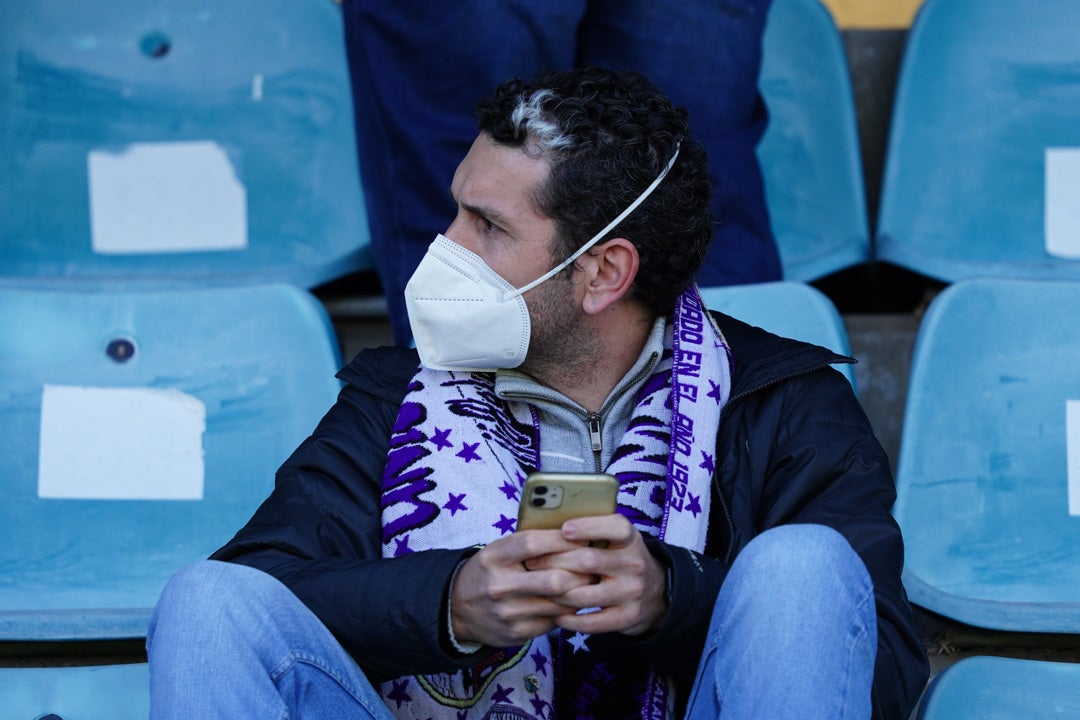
[212,312,930,718]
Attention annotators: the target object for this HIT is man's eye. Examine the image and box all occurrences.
[480,217,501,234]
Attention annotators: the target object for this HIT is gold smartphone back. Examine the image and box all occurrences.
[517,472,619,531]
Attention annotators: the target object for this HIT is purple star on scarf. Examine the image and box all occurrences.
[457,442,482,463]
[499,480,519,501]
[706,379,725,404]
[393,535,414,556]
[491,684,514,704]
[494,514,516,535]
[686,493,703,518]
[699,450,715,474]
[432,427,453,451]
[530,648,549,675]
[387,680,412,708]
[444,492,468,516]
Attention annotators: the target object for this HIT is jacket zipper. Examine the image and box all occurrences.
[583,353,659,471]
[500,351,659,473]
[587,411,603,471]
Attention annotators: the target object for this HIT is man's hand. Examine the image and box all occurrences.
[449,529,594,648]
[526,514,668,637]
[450,515,669,648]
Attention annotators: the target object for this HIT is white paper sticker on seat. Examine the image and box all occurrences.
[1045,148,1080,260]
[1069,400,1080,517]
[88,141,248,254]
[38,385,206,500]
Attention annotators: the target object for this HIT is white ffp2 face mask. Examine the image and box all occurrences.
[405,144,681,372]
[405,234,532,371]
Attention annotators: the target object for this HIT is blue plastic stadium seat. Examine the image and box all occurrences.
[758,0,870,281]
[0,663,149,720]
[699,281,855,389]
[893,278,1080,632]
[915,656,1080,719]
[0,284,343,641]
[877,0,1080,281]
[0,0,370,288]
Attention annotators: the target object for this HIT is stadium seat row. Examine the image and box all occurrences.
[768,0,1080,284]
[0,0,371,291]
[10,654,1080,720]
[873,3,1080,714]
[4,0,1078,297]
[14,275,1075,641]
[763,0,1080,285]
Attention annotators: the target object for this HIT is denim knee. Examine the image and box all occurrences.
[735,524,865,582]
[717,524,875,635]
[149,560,278,644]
[156,559,261,609]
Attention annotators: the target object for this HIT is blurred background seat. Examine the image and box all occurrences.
[758,0,871,282]
[699,281,856,389]
[914,656,1080,719]
[876,0,1080,282]
[892,277,1080,633]
[0,284,342,641]
[0,0,370,289]
[0,663,149,720]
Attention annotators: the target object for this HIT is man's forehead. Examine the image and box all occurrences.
[451,134,551,218]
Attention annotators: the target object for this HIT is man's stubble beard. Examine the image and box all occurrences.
[518,270,600,386]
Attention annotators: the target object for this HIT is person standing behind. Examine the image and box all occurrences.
[342,0,782,345]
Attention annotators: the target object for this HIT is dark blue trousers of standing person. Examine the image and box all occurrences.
[341,0,782,345]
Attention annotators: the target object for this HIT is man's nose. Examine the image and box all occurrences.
[441,216,470,250]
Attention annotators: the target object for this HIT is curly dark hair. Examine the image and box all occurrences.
[474,66,713,318]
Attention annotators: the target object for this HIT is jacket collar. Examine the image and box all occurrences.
[710,310,854,402]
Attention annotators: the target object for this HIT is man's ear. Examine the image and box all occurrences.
[578,238,639,315]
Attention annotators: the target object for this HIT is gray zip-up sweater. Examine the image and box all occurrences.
[495,316,666,474]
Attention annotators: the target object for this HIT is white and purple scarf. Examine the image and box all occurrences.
[378,287,731,720]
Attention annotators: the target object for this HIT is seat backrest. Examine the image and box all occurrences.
[914,656,1080,720]
[0,0,370,288]
[877,0,1080,281]
[0,284,343,641]
[0,664,149,720]
[758,0,870,281]
[698,281,856,389]
[893,278,1080,632]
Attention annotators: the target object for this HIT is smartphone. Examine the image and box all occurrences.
[517,472,619,532]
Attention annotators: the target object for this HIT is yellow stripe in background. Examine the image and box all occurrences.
[818,0,924,29]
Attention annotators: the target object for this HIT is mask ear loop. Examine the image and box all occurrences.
[505,142,683,300]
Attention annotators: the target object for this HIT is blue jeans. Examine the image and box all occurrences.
[342,0,781,345]
[147,524,875,719]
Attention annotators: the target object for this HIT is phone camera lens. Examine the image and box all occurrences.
[530,497,545,507]
[534,486,548,495]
